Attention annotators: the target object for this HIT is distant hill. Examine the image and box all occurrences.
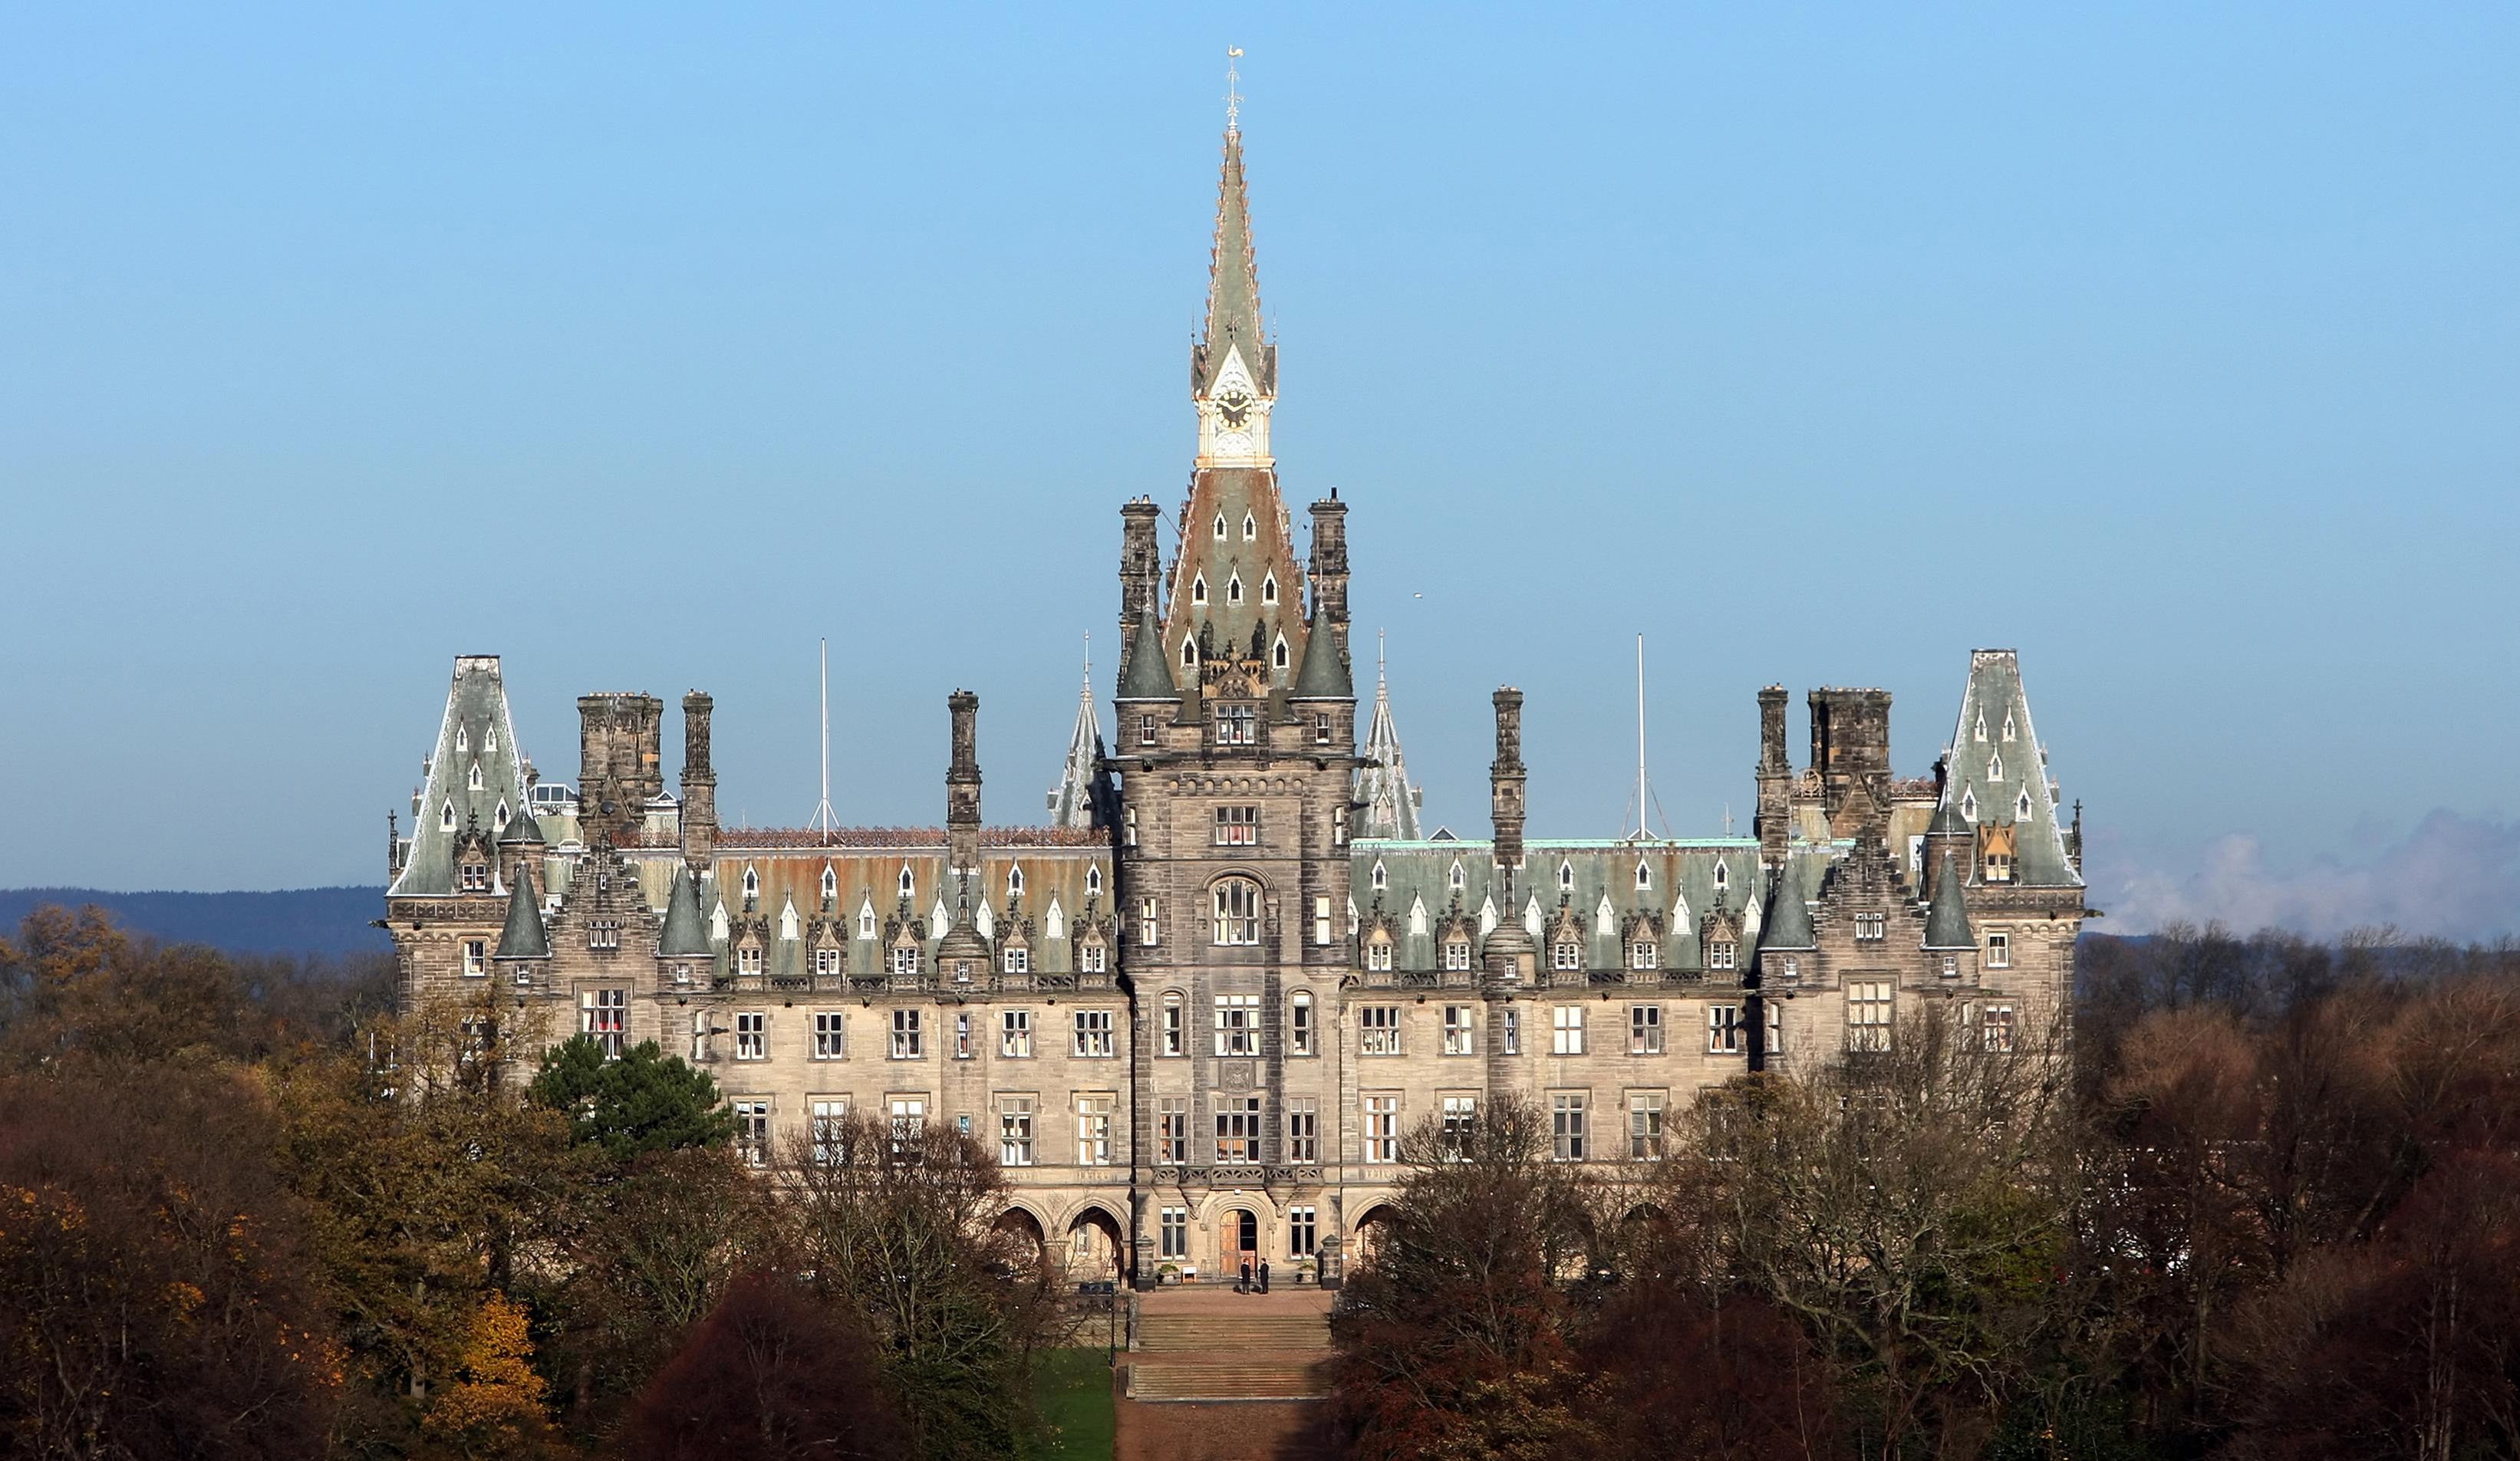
[0,887,390,957]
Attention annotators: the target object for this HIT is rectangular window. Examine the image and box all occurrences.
[954,1012,972,1059]
[1313,712,1333,746]
[1286,1097,1318,1163]
[1158,1098,1188,1165]
[1214,805,1259,846]
[1079,941,1107,974]
[1289,1204,1317,1255]
[1855,911,1886,942]
[1001,1009,1032,1058]
[734,1099,770,1167]
[1775,955,1800,985]
[1138,897,1159,946]
[1215,1095,1261,1164]
[1628,1091,1665,1159]
[1982,1003,2016,1053]
[1213,994,1260,1056]
[1706,941,1737,972]
[815,946,841,976]
[1629,940,1659,971]
[888,945,918,978]
[1440,1094,1477,1157]
[1076,1094,1113,1166]
[890,1008,923,1059]
[1986,852,2014,884]
[1363,1094,1399,1163]
[581,988,628,1058]
[810,1097,848,1166]
[1217,704,1257,744]
[1290,993,1314,1055]
[1313,895,1332,946]
[734,1010,766,1061]
[1073,1009,1116,1058]
[1767,999,1784,1058]
[1629,1003,1662,1055]
[1160,999,1183,1056]
[1160,1206,1188,1259]
[1124,806,1138,847]
[1138,714,1158,748]
[1444,939,1473,972]
[1365,939,1394,972]
[588,918,620,951]
[1551,940,1583,972]
[1552,1005,1585,1055]
[738,945,764,975]
[460,862,490,893]
[462,939,487,979]
[1987,933,2011,969]
[1551,1092,1588,1162]
[1846,980,1892,1052]
[1441,1005,1476,1055]
[1708,1004,1742,1055]
[1360,1005,1402,1056]
[1502,1007,1521,1055]
[887,1097,924,1148]
[998,1097,1035,1166]
[1002,946,1029,975]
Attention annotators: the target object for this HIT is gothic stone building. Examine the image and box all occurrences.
[384,119,2087,1288]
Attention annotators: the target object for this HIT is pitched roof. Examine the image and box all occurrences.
[659,864,712,956]
[1352,640,1419,836]
[1923,852,1975,949]
[495,873,550,959]
[390,656,536,897]
[1939,650,2081,887]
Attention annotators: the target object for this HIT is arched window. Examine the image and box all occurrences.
[1007,865,1024,898]
[820,865,838,903]
[1212,877,1262,946]
[898,864,915,898]
[743,866,760,900]
[1086,864,1103,897]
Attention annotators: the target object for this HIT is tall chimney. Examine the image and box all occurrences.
[1490,688,1527,884]
[680,691,716,868]
[1118,499,1163,647]
[947,690,981,876]
[1306,493,1350,659]
[1754,685,1790,864]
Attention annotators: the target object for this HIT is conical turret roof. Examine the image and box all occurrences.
[659,865,712,957]
[1118,598,1178,701]
[1755,862,1816,953]
[1922,852,1975,950]
[495,873,549,960]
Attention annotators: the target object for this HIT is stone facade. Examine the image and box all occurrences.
[384,119,2087,1290]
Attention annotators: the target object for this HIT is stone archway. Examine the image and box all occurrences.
[1066,1205,1126,1282]
[1351,1203,1400,1269]
[993,1206,1049,1269]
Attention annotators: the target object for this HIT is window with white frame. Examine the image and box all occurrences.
[812,1010,845,1060]
[998,1097,1034,1166]
[1855,911,1886,941]
[1003,946,1029,975]
[1138,713,1158,748]
[736,944,763,976]
[1213,994,1259,1056]
[1073,1009,1115,1058]
[581,988,628,1058]
[1628,1091,1665,1159]
[1442,1005,1476,1055]
[1365,936,1394,972]
[1987,932,2011,969]
[1211,877,1262,946]
[1158,1097,1188,1165]
[1313,895,1332,946]
[1551,939,1583,972]
[1215,1095,1261,1164]
[463,939,487,978]
[1846,980,1892,1052]
[1160,1206,1188,1259]
[459,860,490,893]
[1629,1003,1662,1055]
[815,947,840,976]
[955,1011,973,1059]
[1214,805,1259,846]
[1552,1005,1585,1055]
[1981,1002,2016,1053]
[1314,711,1334,745]
[887,1097,924,1149]
[809,1098,847,1166]
[1439,1094,1477,1159]
[1286,1097,1317,1162]
[1501,1007,1521,1055]
[1706,940,1737,971]
[1708,1004,1742,1055]
[1000,1009,1032,1058]
[1629,939,1658,970]
[1360,1005,1402,1055]
[1444,937,1473,971]
[1079,939,1106,973]
[1076,1094,1113,1165]
[1157,993,1183,1055]
[735,1011,766,1061]
[1139,897,1159,946]
[1216,703,1257,745]
[733,1099,771,1167]
[1551,1093,1588,1161]
[888,944,918,978]
[1125,806,1139,847]
[1363,1094,1400,1163]
[890,1008,922,1059]
[1290,991,1314,1055]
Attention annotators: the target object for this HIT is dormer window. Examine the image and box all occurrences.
[494,801,510,831]
[1191,573,1208,605]
[1226,574,1243,605]
[1635,860,1651,890]
[1713,860,1730,890]
[820,866,838,903]
[1181,638,1199,669]
[743,867,759,901]
[1273,635,1289,670]
[1961,789,1979,823]
[1551,939,1583,972]
[1988,752,2005,782]
[484,728,496,753]
[1629,940,1658,970]
[1975,711,1988,742]
[467,762,483,791]
[1365,936,1394,972]
[1986,851,2014,884]
[1707,941,1737,971]
[1008,865,1025,898]
[1261,573,1278,604]
[1558,862,1575,893]
[459,861,490,893]
[1370,860,1387,892]
[1003,946,1029,975]
[1449,860,1466,892]
[858,902,877,939]
[1444,938,1472,971]
[898,865,914,898]
[1242,512,1257,540]
[1087,864,1103,897]
[456,727,469,755]
[2002,712,2017,741]
[440,799,457,832]
[1214,514,1227,540]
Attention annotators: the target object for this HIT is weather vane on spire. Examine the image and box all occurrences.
[1225,46,1244,135]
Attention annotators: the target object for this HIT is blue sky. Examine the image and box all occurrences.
[5,5,2516,936]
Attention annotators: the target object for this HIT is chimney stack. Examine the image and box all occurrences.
[947,690,982,876]
[1754,685,1790,864]
[680,691,716,868]
[1490,688,1527,884]
[1306,494,1350,658]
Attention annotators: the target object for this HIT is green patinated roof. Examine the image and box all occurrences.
[1118,599,1178,700]
[495,874,549,959]
[1923,851,1975,949]
[390,656,536,897]
[1940,650,2081,887]
[1352,652,1417,834]
[1755,860,1817,953]
[1290,614,1352,699]
[658,865,711,956]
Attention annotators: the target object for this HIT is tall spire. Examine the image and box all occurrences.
[1048,635,1105,829]
[1194,49,1273,406]
[1353,632,1422,839]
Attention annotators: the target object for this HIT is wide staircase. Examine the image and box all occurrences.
[1125,1291,1335,1402]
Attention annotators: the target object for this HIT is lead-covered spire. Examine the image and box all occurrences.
[1354,635,1422,839]
[1193,117,1273,404]
[1048,641,1106,830]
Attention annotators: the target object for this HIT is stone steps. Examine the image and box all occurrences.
[1126,1354,1332,1402]
[1137,1314,1330,1351]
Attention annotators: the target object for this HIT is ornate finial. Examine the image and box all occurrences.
[1225,46,1244,135]
[1377,627,1386,684]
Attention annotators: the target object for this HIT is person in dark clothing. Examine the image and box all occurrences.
[1238,1259,1251,1294]
[1258,1259,1270,1294]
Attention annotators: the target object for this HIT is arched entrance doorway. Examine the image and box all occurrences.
[1352,1203,1399,1269]
[993,1207,1047,1269]
[1067,1206,1125,1282]
[1220,1206,1260,1281]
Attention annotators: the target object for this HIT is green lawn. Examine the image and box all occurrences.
[1029,1347,1117,1461]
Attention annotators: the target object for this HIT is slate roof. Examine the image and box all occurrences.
[1923,852,1975,949]
[658,865,711,956]
[1352,644,1419,837]
[390,656,536,897]
[1118,600,1178,701]
[1939,650,2081,887]
[1193,126,1273,400]
[1046,660,1103,829]
[495,874,549,959]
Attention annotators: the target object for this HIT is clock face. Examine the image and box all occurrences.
[1217,389,1252,429]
